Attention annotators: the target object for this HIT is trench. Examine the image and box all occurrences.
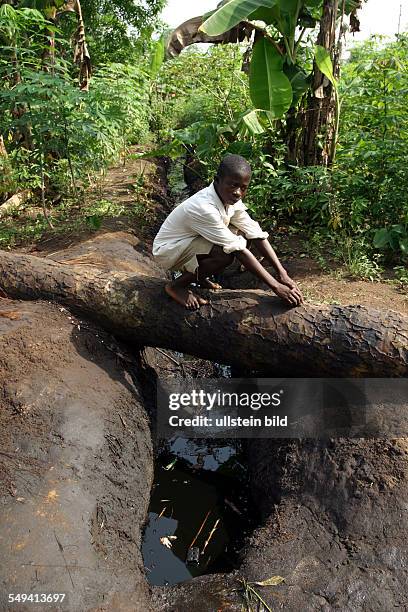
[141,162,263,588]
[139,345,270,592]
[136,156,407,608]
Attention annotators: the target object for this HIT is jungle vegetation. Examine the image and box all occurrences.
[0,0,407,278]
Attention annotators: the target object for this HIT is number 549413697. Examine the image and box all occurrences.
[8,594,66,603]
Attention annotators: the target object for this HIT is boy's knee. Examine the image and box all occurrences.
[220,251,235,266]
[210,245,234,264]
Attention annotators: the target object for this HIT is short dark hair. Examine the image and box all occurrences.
[216,154,251,180]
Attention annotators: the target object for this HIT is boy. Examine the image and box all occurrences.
[153,154,303,310]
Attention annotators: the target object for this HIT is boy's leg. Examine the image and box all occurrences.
[165,245,234,309]
[165,271,208,310]
[196,245,234,288]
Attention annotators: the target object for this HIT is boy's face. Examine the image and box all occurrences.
[215,171,251,206]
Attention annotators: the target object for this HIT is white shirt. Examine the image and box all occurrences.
[152,182,269,270]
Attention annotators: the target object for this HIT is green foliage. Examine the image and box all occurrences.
[198,0,360,120]
[69,0,166,66]
[150,44,260,179]
[374,226,408,256]
[0,6,151,204]
[393,265,408,287]
[336,236,383,281]
[241,35,408,264]
[249,38,292,115]
[199,0,278,36]
[335,35,408,258]
[315,45,337,88]
[199,0,320,118]
[150,35,165,78]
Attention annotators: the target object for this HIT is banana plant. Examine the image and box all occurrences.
[198,0,356,118]
[21,0,91,90]
[166,0,361,121]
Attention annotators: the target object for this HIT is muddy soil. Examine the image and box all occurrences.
[0,299,154,612]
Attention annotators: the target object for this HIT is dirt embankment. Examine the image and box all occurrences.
[0,155,169,612]
[0,298,155,612]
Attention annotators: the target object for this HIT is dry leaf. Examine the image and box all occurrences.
[254,576,285,587]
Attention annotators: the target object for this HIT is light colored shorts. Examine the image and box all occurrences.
[170,236,213,273]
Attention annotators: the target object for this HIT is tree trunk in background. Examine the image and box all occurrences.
[0,237,407,377]
[0,189,32,217]
[303,0,339,166]
[0,136,11,203]
[287,0,340,166]
[0,135,7,158]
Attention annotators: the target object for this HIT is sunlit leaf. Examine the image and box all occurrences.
[399,238,408,254]
[200,0,278,37]
[249,37,292,116]
[150,36,165,78]
[315,45,337,89]
[241,110,265,134]
[253,575,285,586]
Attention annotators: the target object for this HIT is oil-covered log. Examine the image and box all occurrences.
[0,247,406,377]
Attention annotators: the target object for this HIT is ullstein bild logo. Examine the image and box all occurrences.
[157,378,408,440]
[167,414,288,428]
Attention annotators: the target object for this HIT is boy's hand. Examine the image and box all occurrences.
[274,282,303,306]
[276,270,296,289]
[276,271,304,304]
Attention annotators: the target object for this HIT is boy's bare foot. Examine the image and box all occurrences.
[198,278,222,290]
[165,284,208,310]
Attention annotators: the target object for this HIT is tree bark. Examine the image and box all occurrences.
[0,135,7,158]
[0,242,406,377]
[300,0,339,166]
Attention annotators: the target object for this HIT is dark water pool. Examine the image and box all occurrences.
[142,436,255,586]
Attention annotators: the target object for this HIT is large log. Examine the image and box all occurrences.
[0,241,406,377]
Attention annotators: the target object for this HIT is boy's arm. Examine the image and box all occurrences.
[188,206,248,253]
[235,248,303,306]
[230,207,299,291]
[229,206,269,240]
[251,238,298,290]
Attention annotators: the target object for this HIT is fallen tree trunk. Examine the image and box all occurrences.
[0,245,406,376]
